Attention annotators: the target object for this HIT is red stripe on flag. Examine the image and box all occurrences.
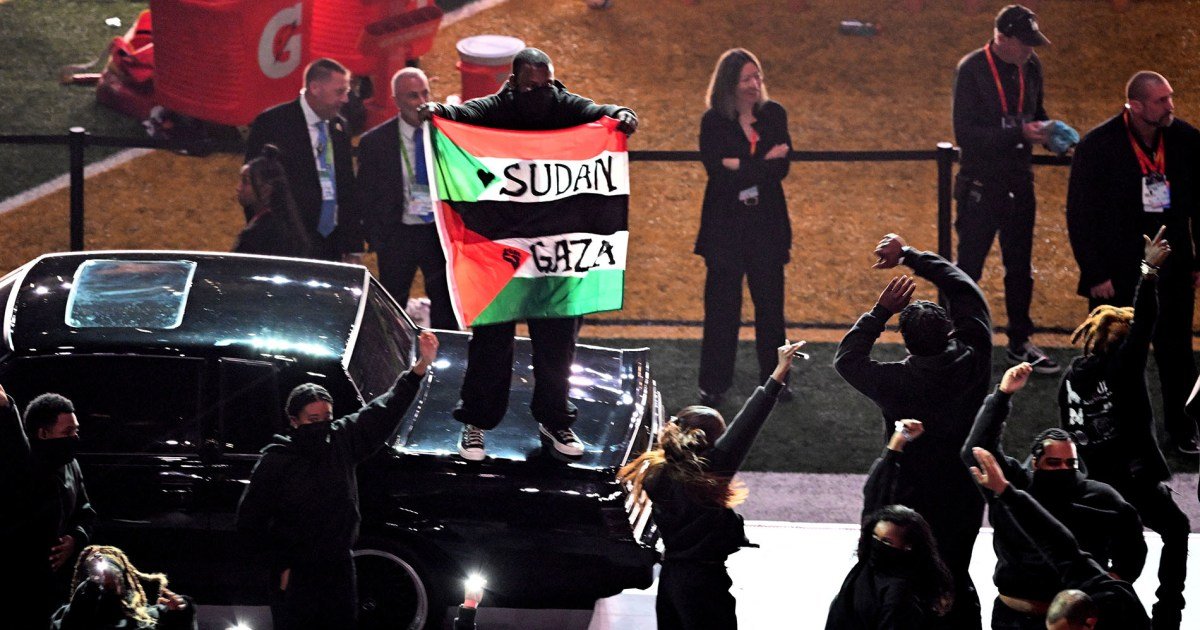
[432,115,626,161]
[439,200,529,326]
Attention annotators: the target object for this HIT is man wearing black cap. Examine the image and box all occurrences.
[237,331,438,629]
[952,5,1058,374]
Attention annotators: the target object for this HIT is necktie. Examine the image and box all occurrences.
[413,126,428,186]
[316,121,337,237]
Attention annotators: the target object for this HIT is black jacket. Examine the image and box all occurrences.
[1059,274,1171,483]
[962,389,1146,598]
[989,485,1150,629]
[245,98,363,257]
[694,100,792,266]
[646,376,783,562]
[434,79,634,132]
[1066,112,1200,297]
[953,43,1048,185]
[835,248,992,506]
[236,369,424,570]
[357,116,417,253]
[232,210,311,259]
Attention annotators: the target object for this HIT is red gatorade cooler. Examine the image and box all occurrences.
[455,35,524,101]
[152,0,308,126]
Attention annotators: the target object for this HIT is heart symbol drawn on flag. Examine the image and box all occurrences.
[477,170,496,186]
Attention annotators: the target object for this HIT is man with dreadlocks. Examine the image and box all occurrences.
[1059,227,1190,629]
[835,232,991,629]
[962,362,1145,629]
[51,545,195,629]
[617,339,804,630]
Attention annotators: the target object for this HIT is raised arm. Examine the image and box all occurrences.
[863,420,925,519]
[833,274,915,400]
[960,363,1033,486]
[708,341,805,474]
[1117,228,1168,370]
[338,331,438,463]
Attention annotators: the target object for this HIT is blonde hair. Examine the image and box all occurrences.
[618,421,747,509]
[1070,304,1134,355]
[68,545,168,627]
[704,48,768,120]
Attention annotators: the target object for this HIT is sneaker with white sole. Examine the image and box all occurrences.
[1006,341,1061,374]
[539,424,585,457]
[458,425,486,461]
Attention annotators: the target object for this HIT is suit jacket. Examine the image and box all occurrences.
[245,98,362,257]
[357,116,414,253]
[694,100,792,266]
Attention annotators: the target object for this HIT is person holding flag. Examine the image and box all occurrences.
[417,47,637,461]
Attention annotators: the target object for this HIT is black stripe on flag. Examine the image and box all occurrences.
[450,194,628,240]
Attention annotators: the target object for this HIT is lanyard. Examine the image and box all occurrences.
[1123,110,1166,176]
[984,42,1024,117]
[398,122,416,180]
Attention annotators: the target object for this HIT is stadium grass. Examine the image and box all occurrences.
[583,337,1199,476]
[0,1,150,201]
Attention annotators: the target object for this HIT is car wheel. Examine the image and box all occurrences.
[354,544,441,630]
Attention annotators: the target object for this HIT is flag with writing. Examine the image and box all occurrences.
[425,115,629,327]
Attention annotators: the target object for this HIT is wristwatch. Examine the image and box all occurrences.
[1141,260,1159,278]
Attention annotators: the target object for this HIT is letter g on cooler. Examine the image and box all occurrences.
[258,3,303,80]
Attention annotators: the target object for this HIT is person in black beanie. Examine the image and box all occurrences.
[237,331,438,629]
[618,339,804,630]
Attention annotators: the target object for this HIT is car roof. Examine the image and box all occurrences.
[4,251,370,366]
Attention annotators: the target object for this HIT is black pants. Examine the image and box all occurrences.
[1090,273,1199,444]
[376,224,457,330]
[270,553,358,630]
[1111,479,1189,620]
[954,174,1036,346]
[698,257,786,395]
[656,561,736,630]
[906,482,985,630]
[453,317,580,430]
[990,596,1045,630]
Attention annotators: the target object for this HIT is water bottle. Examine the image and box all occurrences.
[839,20,880,36]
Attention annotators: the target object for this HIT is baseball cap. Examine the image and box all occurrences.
[995,5,1051,46]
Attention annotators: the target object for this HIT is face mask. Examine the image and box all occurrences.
[868,537,914,574]
[32,437,79,467]
[1029,469,1083,502]
[515,86,556,119]
[292,421,333,445]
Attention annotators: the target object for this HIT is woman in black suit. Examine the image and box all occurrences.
[233,144,312,259]
[695,48,793,405]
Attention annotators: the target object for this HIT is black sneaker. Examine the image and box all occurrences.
[458,425,486,461]
[698,389,724,407]
[539,424,584,456]
[1006,342,1061,374]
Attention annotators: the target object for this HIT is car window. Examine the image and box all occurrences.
[0,355,203,454]
[65,260,196,329]
[218,358,284,454]
[348,281,414,401]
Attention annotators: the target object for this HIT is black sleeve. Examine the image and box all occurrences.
[952,55,1025,159]
[433,95,502,126]
[877,581,927,630]
[960,389,1027,486]
[1108,495,1148,583]
[1116,273,1157,372]
[905,248,991,355]
[66,464,96,548]
[699,106,789,191]
[0,395,33,511]
[995,486,1111,589]
[556,90,633,126]
[833,305,895,402]
[706,376,783,474]
[355,128,391,252]
[237,454,284,568]
[1066,134,1113,291]
[337,369,426,463]
[862,448,902,519]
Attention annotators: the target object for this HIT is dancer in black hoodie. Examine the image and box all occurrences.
[238,331,438,629]
[618,339,804,630]
[1059,227,1189,629]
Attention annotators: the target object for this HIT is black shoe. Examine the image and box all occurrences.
[458,425,486,461]
[1006,342,1061,374]
[698,389,724,407]
[539,424,584,456]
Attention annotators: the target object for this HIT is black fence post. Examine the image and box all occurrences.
[935,141,956,305]
[68,127,86,252]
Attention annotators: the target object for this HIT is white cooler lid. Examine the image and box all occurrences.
[456,35,526,66]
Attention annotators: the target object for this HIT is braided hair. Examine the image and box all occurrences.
[1070,304,1133,356]
[617,406,747,509]
[68,545,168,627]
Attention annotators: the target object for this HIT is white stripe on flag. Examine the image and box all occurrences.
[493,231,629,278]
[476,152,630,203]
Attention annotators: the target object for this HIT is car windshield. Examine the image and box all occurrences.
[65,260,196,329]
[347,281,415,401]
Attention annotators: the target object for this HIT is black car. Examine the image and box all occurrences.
[0,252,661,628]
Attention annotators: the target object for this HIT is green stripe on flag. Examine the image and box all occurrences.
[472,269,625,326]
[432,126,499,202]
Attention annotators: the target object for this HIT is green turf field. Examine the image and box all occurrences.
[583,338,1198,475]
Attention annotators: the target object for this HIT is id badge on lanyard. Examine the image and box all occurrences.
[319,170,336,201]
[406,184,434,223]
[1142,174,1170,213]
